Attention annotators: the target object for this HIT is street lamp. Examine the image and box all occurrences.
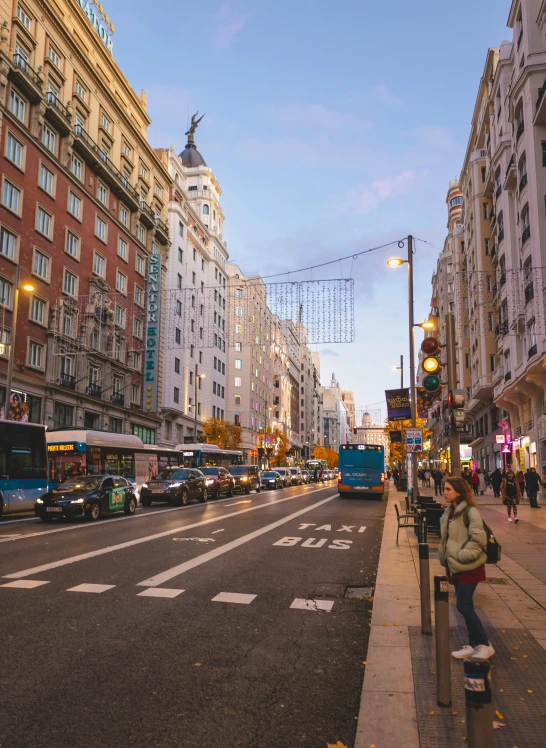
[193,367,206,440]
[3,265,34,421]
[386,238,419,502]
[390,354,404,388]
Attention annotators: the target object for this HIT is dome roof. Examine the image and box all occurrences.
[179,142,206,167]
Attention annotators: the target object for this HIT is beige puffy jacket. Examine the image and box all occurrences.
[439,500,487,575]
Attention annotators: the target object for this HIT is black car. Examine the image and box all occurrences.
[261,471,283,490]
[230,465,261,494]
[35,475,137,522]
[140,468,207,506]
[201,467,235,499]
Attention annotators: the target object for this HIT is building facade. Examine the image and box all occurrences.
[353,411,390,462]
[0,0,170,442]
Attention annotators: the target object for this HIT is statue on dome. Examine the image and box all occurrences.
[185,111,205,143]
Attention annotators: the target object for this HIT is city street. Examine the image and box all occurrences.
[0,484,385,748]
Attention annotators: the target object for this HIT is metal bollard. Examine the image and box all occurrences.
[464,660,493,748]
[419,543,432,635]
[434,575,452,707]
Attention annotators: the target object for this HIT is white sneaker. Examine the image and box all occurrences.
[508,517,512,522]
[471,644,495,661]
[452,645,475,660]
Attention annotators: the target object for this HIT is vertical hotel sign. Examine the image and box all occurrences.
[76,1,115,54]
[143,254,161,413]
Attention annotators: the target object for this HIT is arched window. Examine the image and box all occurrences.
[203,205,209,215]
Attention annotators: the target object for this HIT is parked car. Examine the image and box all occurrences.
[301,470,311,484]
[274,467,292,487]
[201,467,235,499]
[290,467,303,485]
[261,471,283,490]
[35,475,137,522]
[230,465,261,494]
[140,468,207,506]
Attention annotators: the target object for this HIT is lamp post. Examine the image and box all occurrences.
[2,265,34,421]
[193,365,205,440]
[390,354,404,388]
[387,238,435,502]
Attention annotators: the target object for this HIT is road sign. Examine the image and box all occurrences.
[406,428,423,453]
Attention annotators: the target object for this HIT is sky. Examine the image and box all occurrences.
[103,0,511,423]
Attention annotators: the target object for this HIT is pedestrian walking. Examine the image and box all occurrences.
[439,477,494,662]
[471,471,480,496]
[424,468,432,488]
[501,469,521,523]
[516,470,525,498]
[441,470,451,491]
[524,467,542,509]
[433,468,443,496]
[490,468,502,498]
[478,470,486,495]
[462,467,472,485]
[483,469,490,489]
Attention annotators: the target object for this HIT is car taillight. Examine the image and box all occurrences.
[381,472,385,483]
[337,471,341,481]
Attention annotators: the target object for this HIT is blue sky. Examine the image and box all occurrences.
[104,0,511,421]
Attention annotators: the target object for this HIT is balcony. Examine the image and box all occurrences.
[492,283,498,297]
[490,245,496,260]
[9,53,43,102]
[528,344,538,359]
[504,153,517,190]
[489,209,496,226]
[73,125,140,211]
[58,372,76,389]
[498,228,504,244]
[86,383,102,398]
[522,225,531,246]
[110,392,125,406]
[496,184,502,199]
[504,371,512,382]
[499,272,506,286]
[525,283,534,303]
[155,215,170,245]
[44,91,71,135]
[535,79,546,124]
[516,120,525,142]
[501,320,509,336]
[139,198,156,229]
[519,172,528,193]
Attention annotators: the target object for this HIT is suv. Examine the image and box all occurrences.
[289,467,303,485]
[274,467,292,487]
[230,465,261,494]
[201,467,235,499]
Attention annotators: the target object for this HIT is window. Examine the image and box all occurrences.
[139,163,148,180]
[176,300,182,316]
[42,124,56,154]
[488,312,493,332]
[234,377,242,387]
[95,215,107,242]
[448,282,454,292]
[490,354,495,373]
[68,191,82,220]
[131,384,140,404]
[0,227,16,261]
[29,296,46,325]
[2,179,21,214]
[75,81,86,101]
[9,89,26,122]
[100,113,111,132]
[450,196,462,208]
[93,251,105,277]
[115,305,126,328]
[70,154,82,181]
[203,204,209,215]
[174,357,180,374]
[33,249,49,280]
[65,230,80,259]
[0,278,13,308]
[482,203,488,220]
[179,222,184,237]
[63,269,77,296]
[119,204,128,227]
[177,273,182,289]
[192,271,196,284]
[132,352,141,370]
[465,353,470,369]
[133,317,142,339]
[484,238,490,256]
[173,387,180,404]
[28,340,44,369]
[6,133,23,168]
[97,182,108,206]
[16,5,31,29]
[235,359,242,369]
[117,236,128,261]
[116,270,127,293]
[235,324,243,334]
[47,46,60,67]
[190,344,194,358]
[175,328,181,345]
[193,248,197,262]
[38,163,54,195]
[136,224,145,243]
[122,142,132,158]
[135,254,145,275]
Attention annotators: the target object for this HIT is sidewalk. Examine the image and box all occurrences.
[354,483,546,748]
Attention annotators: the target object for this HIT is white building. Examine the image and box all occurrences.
[353,412,390,463]
[321,373,348,450]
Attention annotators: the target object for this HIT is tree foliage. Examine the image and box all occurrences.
[312,445,338,468]
[384,418,431,466]
[202,418,242,450]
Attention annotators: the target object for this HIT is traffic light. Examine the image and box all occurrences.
[448,389,466,430]
[420,338,442,392]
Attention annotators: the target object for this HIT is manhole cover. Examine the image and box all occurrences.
[487,577,509,585]
[345,586,372,598]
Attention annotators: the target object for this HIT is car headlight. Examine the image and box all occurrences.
[170,482,182,488]
[241,476,248,481]
[71,498,84,504]
[36,498,43,504]
[141,483,148,490]
[206,479,215,485]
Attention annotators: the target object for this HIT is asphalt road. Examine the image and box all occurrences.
[0,481,386,748]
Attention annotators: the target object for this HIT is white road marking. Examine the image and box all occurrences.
[211,529,224,534]
[137,588,185,599]
[290,598,334,612]
[358,526,367,533]
[1,579,49,589]
[4,491,327,580]
[136,495,337,587]
[212,592,256,604]
[225,500,252,506]
[67,583,115,594]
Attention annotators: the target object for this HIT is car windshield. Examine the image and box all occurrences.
[201,468,220,475]
[229,466,248,475]
[290,469,298,474]
[276,468,285,474]
[54,477,101,492]
[156,469,188,481]
[262,472,277,478]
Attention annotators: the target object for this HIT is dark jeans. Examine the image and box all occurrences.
[527,490,539,508]
[434,481,442,496]
[455,582,489,647]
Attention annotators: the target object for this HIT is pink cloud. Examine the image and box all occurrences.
[213,2,248,49]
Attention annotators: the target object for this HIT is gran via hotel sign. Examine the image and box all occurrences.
[76,1,115,54]
[143,254,161,413]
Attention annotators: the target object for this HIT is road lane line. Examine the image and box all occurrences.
[3,490,327,580]
[67,583,115,594]
[212,592,256,604]
[0,579,50,589]
[136,495,337,587]
[137,588,185,599]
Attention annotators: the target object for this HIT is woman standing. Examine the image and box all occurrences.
[490,468,502,499]
[501,470,521,523]
[477,470,486,495]
[440,477,493,661]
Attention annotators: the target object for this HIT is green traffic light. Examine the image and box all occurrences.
[423,374,441,393]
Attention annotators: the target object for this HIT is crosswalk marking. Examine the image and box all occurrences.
[0,579,50,589]
[212,592,257,604]
[290,598,334,612]
[137,588,185,599]
[67,583,115,594]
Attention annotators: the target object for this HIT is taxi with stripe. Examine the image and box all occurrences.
[35,475,137,522]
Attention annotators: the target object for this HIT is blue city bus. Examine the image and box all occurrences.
[0,421,48,518]
[337,444,385,498]
[175,444,244,469]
